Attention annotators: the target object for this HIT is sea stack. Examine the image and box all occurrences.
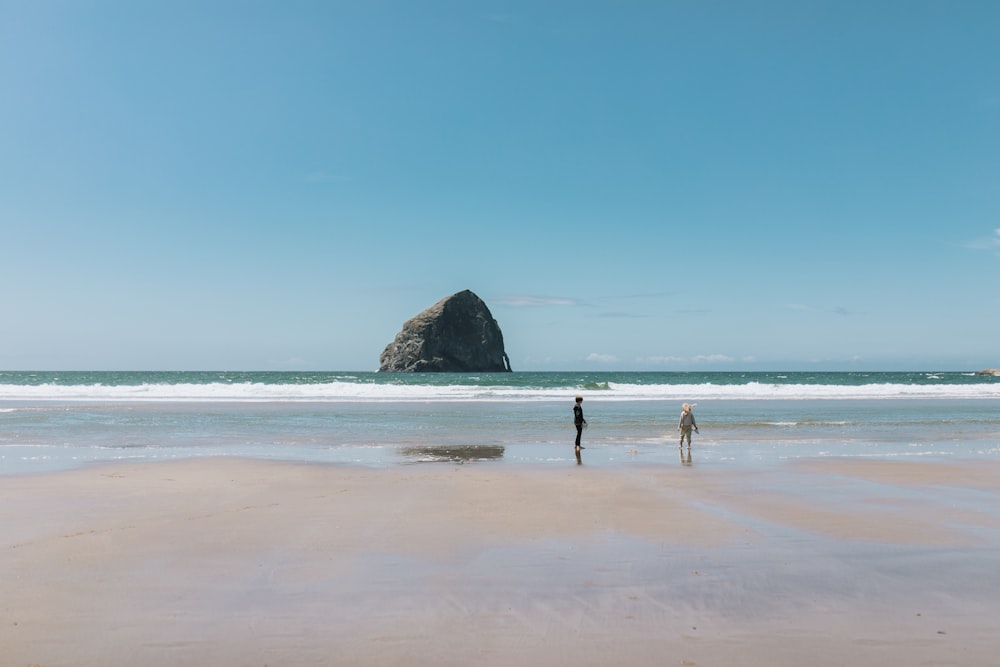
[379,290,512,372]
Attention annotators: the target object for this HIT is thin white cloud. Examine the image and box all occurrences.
[691,354,734,363]
[602,291,675,300]
[642,355,686,364]
[495,292,671,310]
[586,353,618,363]
[967,228,1000,253]
[593,311,647,319]
[788,303,855,316]
[642,354,737,365]
[493,294,579,307]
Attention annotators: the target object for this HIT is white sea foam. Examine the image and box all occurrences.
[1,380,999,402]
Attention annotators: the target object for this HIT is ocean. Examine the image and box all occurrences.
[2,371,998,475]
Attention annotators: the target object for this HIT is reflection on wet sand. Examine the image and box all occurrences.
[402,445,505,464]
[680,446,692,466]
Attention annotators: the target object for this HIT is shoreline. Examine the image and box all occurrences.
[4,396,1000,477]
[4,456,1000,666]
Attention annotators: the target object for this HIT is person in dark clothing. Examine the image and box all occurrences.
[573,396,587,451]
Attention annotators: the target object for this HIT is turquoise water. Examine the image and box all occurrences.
[2,370,999,395]
[1,371,998,474]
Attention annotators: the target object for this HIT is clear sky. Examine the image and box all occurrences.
[2,1,998,371]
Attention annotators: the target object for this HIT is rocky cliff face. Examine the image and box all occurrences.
[378,290,512,372]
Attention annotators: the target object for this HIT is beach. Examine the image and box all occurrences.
[4,456,1000,666]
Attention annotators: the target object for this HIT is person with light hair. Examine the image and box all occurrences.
[678,403,698,448]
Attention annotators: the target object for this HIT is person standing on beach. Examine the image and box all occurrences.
[678,402,698,448]
[573,396,587,451]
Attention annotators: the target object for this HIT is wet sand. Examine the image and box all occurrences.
[3,456,1000,666]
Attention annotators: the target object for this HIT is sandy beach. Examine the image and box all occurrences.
[3,456,1000,666]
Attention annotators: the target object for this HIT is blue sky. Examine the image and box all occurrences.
[2,1,998,371]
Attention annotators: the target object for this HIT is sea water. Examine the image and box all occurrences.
[1,371,998,474]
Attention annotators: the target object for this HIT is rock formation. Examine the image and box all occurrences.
[976,369,1000,376]
[378,290,512,373]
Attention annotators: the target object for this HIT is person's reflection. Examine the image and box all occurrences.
[680,446,693,467]
[575,447,582,465]
[402,445,505,463]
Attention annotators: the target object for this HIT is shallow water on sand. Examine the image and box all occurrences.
[2,397,997,475]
